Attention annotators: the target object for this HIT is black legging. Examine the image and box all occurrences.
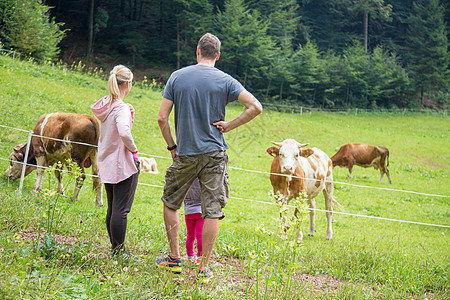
[104,169,139,254]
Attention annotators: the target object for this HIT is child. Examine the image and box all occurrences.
[91,64,140,258]
[184,178,204,264]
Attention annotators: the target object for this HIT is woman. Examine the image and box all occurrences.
[91,64,140,258]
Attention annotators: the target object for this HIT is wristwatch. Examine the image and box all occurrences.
[167,144,177,151]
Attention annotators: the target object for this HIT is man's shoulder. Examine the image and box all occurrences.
[173,64,197,74]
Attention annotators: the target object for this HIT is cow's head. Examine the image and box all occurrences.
[4,144,36,180]
[266,139,312,175]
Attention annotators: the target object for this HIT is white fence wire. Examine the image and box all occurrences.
[1,123,449,229]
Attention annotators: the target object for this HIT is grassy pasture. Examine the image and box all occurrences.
[0,54,449,299]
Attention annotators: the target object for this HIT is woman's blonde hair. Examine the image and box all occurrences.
[108,65,133,105]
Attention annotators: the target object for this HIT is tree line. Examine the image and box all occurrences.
[0,0,448,109]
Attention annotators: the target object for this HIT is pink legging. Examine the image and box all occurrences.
[185,213,204,257]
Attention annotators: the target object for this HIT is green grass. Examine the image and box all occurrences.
[0,54,449,299]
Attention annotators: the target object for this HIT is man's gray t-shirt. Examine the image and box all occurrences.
[162,64,245,156]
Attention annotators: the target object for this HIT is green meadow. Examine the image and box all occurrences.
[0,54,449,299]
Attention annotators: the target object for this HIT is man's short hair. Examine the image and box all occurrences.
[198,33,221,60]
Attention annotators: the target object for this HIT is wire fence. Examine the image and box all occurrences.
[260,102,448,116]
[1,123,449,229]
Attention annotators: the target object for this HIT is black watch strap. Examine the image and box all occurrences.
[167,144,177,151]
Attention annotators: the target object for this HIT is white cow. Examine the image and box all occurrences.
[138,157,159,174]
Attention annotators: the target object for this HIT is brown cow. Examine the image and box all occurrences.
[267,139,343,242]
[4,113,103,206]
[331,143,391,184]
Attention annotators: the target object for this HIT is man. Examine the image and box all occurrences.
[156,32,262,283]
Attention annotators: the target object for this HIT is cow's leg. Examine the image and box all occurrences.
[323,187,333,240]
[380,162,392,184]
[379,158,392,184]
[91,151,103,207]
[72,166,86,201]
[348,163,354,180]
[308,198,316,237]
[379,168,385,183]
[54,166,64,194]
[386,167,392,184]
[33,156,47,193]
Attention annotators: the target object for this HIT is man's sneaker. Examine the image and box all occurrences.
[197,266,213,283]
[156,255,182,274]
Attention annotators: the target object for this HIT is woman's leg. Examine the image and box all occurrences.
[104,183,114,247]
[109,172,139,254]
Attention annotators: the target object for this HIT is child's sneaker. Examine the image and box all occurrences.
[195,257,201,265]
[156,255,182,274]
[186,255,195,263]
[197,266,213,283]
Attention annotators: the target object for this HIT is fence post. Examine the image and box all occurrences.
[355,108,358,115]
[18,130,33,200]
[300,106,303,116]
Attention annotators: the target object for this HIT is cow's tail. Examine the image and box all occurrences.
[331,197,344,212]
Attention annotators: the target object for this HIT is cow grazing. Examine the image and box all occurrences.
[4,113,103,206]
[138,157,159,174]
[331,143,391,184]
[267,139,343,242]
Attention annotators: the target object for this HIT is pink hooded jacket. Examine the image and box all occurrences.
[91,96,138,184]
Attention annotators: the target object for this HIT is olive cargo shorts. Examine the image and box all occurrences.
[161,151,229,219]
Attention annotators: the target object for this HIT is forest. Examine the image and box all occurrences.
[0,0,449,109]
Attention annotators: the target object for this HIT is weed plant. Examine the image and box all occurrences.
[0,53,449,299]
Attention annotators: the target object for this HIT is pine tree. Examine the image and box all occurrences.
[404,0,449,104]
[215,0,275,94]
[0,0,65,61]
[174,0,214,68]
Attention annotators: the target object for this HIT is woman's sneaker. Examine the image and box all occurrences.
[156,255,182,274]
[197,266,213,283]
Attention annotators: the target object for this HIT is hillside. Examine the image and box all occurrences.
[0,55,449,299]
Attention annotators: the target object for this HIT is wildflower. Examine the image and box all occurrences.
[114,281,121,286]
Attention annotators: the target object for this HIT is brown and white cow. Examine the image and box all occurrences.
[266,139,343,242]
[331,143,391,184]
[4,113,103,206]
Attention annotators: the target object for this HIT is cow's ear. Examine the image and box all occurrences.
[266,146,279,157]
[14,144,23,152]
[299,148,314,158]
